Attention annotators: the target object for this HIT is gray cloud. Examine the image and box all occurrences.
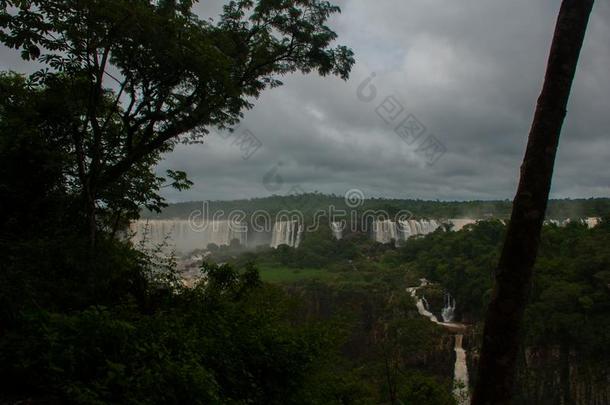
[2,0,609,202]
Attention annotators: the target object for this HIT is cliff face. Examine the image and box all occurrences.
[417,324,610,405]
[468,339,610,405]
[285,282,457,377]
[514,347,610,405]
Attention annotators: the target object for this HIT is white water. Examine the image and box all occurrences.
[545,217,600,228]
[131,219,246,253]
[417,296,441,324]
[407,279,469,404]
[371,216,601,245]
[270,221,303,248]
[373,219,399,244]
[373,219,440,244]
[547,218,571,227]
[442,293,456,323]
[407,280,443,325]
[584,217,600,228]
[453,334,470,405]
[136,216,601,250]
[330,221,343,240]
[131,219,305,252]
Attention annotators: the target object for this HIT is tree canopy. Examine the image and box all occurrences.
[0,0,354,241]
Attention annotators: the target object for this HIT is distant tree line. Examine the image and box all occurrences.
[141,194,610,220]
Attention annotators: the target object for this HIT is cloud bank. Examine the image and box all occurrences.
[2,0,609,201]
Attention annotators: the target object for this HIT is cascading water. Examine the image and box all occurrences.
[131,219,246,252]
[397,220,413,240]
[132,219,307,252]
[270,221,303,248]
[407,283,442,325]
[407,279,469,404]
[442,293,456,323]
[453,334,470,405]
[330,221,343,240]
[419,219,438,234]
[373,219,440,244]
[295,223,303,247]
[135,216,601,250]
[547,218,571,227]
[421,296,430,310]
[543,217,602,228]
[584,217,600,228]
[372,219,398,244]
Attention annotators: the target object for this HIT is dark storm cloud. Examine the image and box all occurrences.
[2,0,609,201]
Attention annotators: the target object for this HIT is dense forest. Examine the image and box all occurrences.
[218,218,610,404]
[1,0,608,404]
[141,195,610,220]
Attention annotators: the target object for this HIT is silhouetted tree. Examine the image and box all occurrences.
[472,1,595,404]
[0,0,354,244]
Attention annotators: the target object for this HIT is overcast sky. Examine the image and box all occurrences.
[2,0,609,202]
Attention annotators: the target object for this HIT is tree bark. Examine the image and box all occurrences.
[471,1,594,404]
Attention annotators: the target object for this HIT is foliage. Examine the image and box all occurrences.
[141,194,610,221]
[0,0,354,241]
[0,1,360,403]
[1,260,355,404]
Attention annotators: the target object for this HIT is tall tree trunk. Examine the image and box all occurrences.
[471,1,594,404]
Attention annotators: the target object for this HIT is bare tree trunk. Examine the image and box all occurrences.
[471,1,594,404]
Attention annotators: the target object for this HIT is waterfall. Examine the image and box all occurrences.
[295,223,303,247]
[420,219,439,234]
[408,285,442,325]
[545,217,600,228]
[132,219,304,252]
[330,221,343,240]
[397,220,413,240]
[270,221,303,248]
[584,217,600,228]
[372,219,398,244]
[407,279,470,404]
[453,334,470,405]
[442,293,456,323]
[373,219,440,244]
[415,298,441,324]
[410,219,422,235]
[421,296,430,310]
[547,219,570,227]
[131,219,246,253]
